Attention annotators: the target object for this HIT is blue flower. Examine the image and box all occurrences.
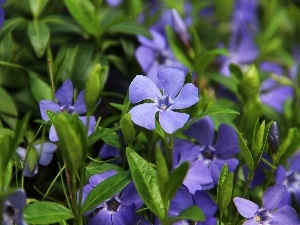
[276,153,300,207]
[39,79,96,141]
[234,184,300,225]
[135,30,187,86]
[82,170,149,225]
[16,142,57,177]
[2,189,27,225]
[174,116,240,189]
[129,68,199,134]
[0,0,6,29]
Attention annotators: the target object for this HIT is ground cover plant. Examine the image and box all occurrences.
[1,0,300,224]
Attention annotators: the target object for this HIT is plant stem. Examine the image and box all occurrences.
[164,133,174,171]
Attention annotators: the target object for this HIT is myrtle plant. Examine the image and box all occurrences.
[1,0,300,225]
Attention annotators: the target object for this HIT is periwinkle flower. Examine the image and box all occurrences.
[234,184,300,225]
[174,116,239,189]
[171,9,190,48]
[129,68,199,134]
[39,79,96,141]
[16,142,57,177]
[105,0,122,7]
[82,170,148,225]
[2,189,27,225]
[276,154,300,207]
[219,32,259,76]
[135,29,187,86]
[260,62,294,112]
[166,187,217,225]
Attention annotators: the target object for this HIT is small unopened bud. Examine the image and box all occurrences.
[171,9,190,48]
[268,122,280,154]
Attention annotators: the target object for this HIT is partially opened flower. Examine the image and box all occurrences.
[276,154,300,207]
[16,142,57,177]
[39,79,96,141]
[82,170,149,225]
[2,189,27,225]
[180,116,240,185]
[233,184,300,225]
[129,68,199,134]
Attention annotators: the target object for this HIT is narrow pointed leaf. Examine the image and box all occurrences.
[27,21,50,57]
[237,131,254,170]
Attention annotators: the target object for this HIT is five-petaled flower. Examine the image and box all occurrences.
[234,184,300,225]
[2,189,27,225]
[129,68,199,134]
[39,79,96,141]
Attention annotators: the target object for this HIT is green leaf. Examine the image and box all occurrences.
[12,113,30,150]
[0,18,27,38]
[164,162,189,202]
[120,113,136,144]
[0,129,14,177]
[155,148,169,205]
[29,0,49,18]
[0,87,18,116]
[85,161,124,175]
[108,20,151,37]
[63,0,98,35]
[82,171,131,213]
[28,71,52,102]
[88,127,121,149]
[218,171,234,213]
[197,48,228,73]
[126,147,166,219]
[166,26,194,70]
[27,21,50,58]
[237,131,254,170]
[252,120,265,163]
[23,201,74,224]
[27,147,38,172]
[84,63,108,116]
[162,206,205,225]
[51,113,87,174]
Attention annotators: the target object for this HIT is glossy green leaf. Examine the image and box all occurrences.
[218,172,234,213]
[28,71,52,102]
[82,171,131,213]
[27,21,50,58]
[23,201,74,224]
[85,162,124,175]
[0,129,14,177]
[126,147,166,219]
[88,127,121,148]
[166,26,194,70]
[252,120,265,163]
[52,113,87,174]
[29,0,49,18]
[197,48,228,73]
[162,206,205,225]
[0,18,27,38]
[155,148,169,205]
[63,0,97,35]
[164,162,189,202]
[237,131,254,170]
[27,147,38,172]
[108,20,151,37]
[0,87,18,117]
[85,63,108,116]
[120,113,136,144]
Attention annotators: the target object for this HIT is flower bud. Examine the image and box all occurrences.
[239,65,260,102]
[171,9,190,48]
[268,122,280,154]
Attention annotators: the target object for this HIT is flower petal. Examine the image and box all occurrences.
[55,79,74,106]
[35,142,57,166]
[194,191,217,217]
[138,29,166,51]
[262,184,286,211]
[157,68,185,98]
[73,90,87,114]
[169,186,193,216]
[171,83,199,110]
[173,139,199,167]
[184,116,215,146]
[89,209,112,225]
[135,46,156,73]
[120,182,143,209]
[271,205,300,225]
[129,75,161,103]
[7,189,27,210]
[129,103,159,130]
[49,125,58,142]
[89,170,117,187]
[233,197,258,218]
[39,100,61,121]
[159,110,189,134]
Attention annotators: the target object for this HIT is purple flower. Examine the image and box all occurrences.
[2,189,27,225]
[171,9,190,48]
[105,0,122,7]
[39,79,96,141]
[16,142,57,177]
[234,184,300,225]
[135,29,187,86]
[260,62,294,112]
[129,68,199,134]
[276,154,300,207]
[174,116,239,189]
[0,0,6,29]
[219,32,259,76]
[82,170,148,225]
[161,186,217,225]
